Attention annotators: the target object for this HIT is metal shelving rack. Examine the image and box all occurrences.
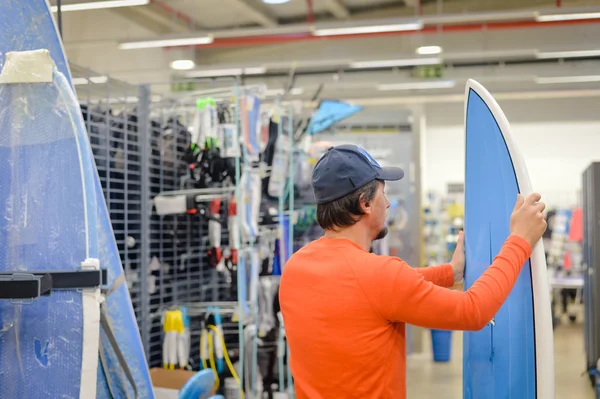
[75,66,299,397]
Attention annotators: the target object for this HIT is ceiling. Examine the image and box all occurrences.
[52,0,600,123]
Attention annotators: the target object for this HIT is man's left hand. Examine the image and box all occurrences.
[451,231,465,283]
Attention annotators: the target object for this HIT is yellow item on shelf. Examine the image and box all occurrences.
[445,203,464,219]
[163,310,182,370]
[200,329,209,370]
[207,324,245,399]
[208,330,220,391]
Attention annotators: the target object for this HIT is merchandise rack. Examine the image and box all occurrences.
[75,66,299,397]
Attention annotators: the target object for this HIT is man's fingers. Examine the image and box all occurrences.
[525,192,542,205]
[513,193,524,211]
[534,201,546,213]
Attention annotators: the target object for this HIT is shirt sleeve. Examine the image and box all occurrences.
[353,235,532,331]
[415,264,454,288]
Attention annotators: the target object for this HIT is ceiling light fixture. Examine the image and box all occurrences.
[350,57,441,69]
[262,0,291,4]
[171,60,196,70]
[186,67,266,78]
[535,75,600,84]
[266,88,304,96]
[313,21,423,37]
[416,46,443,55]
[119,36,213,50]
[377,80,456,91]
[50,0,148,12]
[536,49,600,59]
[72,76,108,85]
[90,76,108,84]
[535,11,600,22]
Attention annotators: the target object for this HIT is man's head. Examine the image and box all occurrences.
[312,145,404,241]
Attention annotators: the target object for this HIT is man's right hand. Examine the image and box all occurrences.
[510,193,547,248]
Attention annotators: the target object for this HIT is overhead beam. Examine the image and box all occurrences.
[111,3,202,34]
[228,0,278,27]
[324,0,350,19]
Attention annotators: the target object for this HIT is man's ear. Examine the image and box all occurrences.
[359,193,372,214]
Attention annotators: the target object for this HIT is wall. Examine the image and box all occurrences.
[422,97,600,208]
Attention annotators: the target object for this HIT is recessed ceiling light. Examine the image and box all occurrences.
[535,11,600,22]
[416,46,443,55]
[171,60,196,70]
[313,22,423,36]
[262,0,291,4]
[350,57,441,69]
[186,67,267,78]
[50,0,148,12]
[119,36,213,50]
[377,80,456,91]
[535,75,600,84]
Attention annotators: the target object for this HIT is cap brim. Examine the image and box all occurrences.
[377,166,404,181]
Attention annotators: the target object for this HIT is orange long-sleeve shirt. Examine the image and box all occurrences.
[279,234,532,399]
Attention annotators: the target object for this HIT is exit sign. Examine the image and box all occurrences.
[413,65,444,79]
[171,81,197,92]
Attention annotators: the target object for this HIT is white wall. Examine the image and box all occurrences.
[424,121,600,208]
[422,96,600,208]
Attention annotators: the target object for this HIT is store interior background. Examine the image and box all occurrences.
[51,0,600,397]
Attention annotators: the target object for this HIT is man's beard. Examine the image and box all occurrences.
[374,227,388,241]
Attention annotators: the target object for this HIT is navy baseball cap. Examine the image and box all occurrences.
[312,144,404,204]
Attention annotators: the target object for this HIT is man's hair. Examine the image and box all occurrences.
[316,179,379,231]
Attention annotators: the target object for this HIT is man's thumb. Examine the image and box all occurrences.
[513,193,524,211]
[455,231,464,249]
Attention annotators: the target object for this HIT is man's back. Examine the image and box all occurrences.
[280,237,408,399]
[279,233,532,399]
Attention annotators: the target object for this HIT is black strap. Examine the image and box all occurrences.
[100,304,138,399]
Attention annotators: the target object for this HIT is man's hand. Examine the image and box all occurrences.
[510,193,547,248]
[451,231,465,283]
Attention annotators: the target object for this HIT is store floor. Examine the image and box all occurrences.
[407,322,594,398]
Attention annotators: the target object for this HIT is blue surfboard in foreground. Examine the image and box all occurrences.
[463,79,554,399]
[0,1,153,397]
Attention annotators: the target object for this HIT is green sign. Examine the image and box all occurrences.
[413,65,444,79]
[171,81,197,92]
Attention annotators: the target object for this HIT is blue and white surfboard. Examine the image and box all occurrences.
[0,1,153,397]
[463,79,554,399]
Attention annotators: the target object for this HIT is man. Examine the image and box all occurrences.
[279,144,546,399]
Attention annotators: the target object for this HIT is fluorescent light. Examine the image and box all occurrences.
[51,0,148,12]
[119,36,213,50]
[90,75,108,84]
[266,88,304,96]
[535,75,600,84]
[313,22,422,36]
[350,57,441,69]
[244,67,268,75]
[72,76,108,85]
[416,46,442,55]
[535,11,600,22]
[536,49,600,59]
[171,60,196,70]
[262,0,291,3]
[377,80,456,91]
[186,67,266,78]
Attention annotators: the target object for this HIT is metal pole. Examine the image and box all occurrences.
[286,103,295,396]
[57,0,63,38]
[233,79,245,399]
[138,84,152,357]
